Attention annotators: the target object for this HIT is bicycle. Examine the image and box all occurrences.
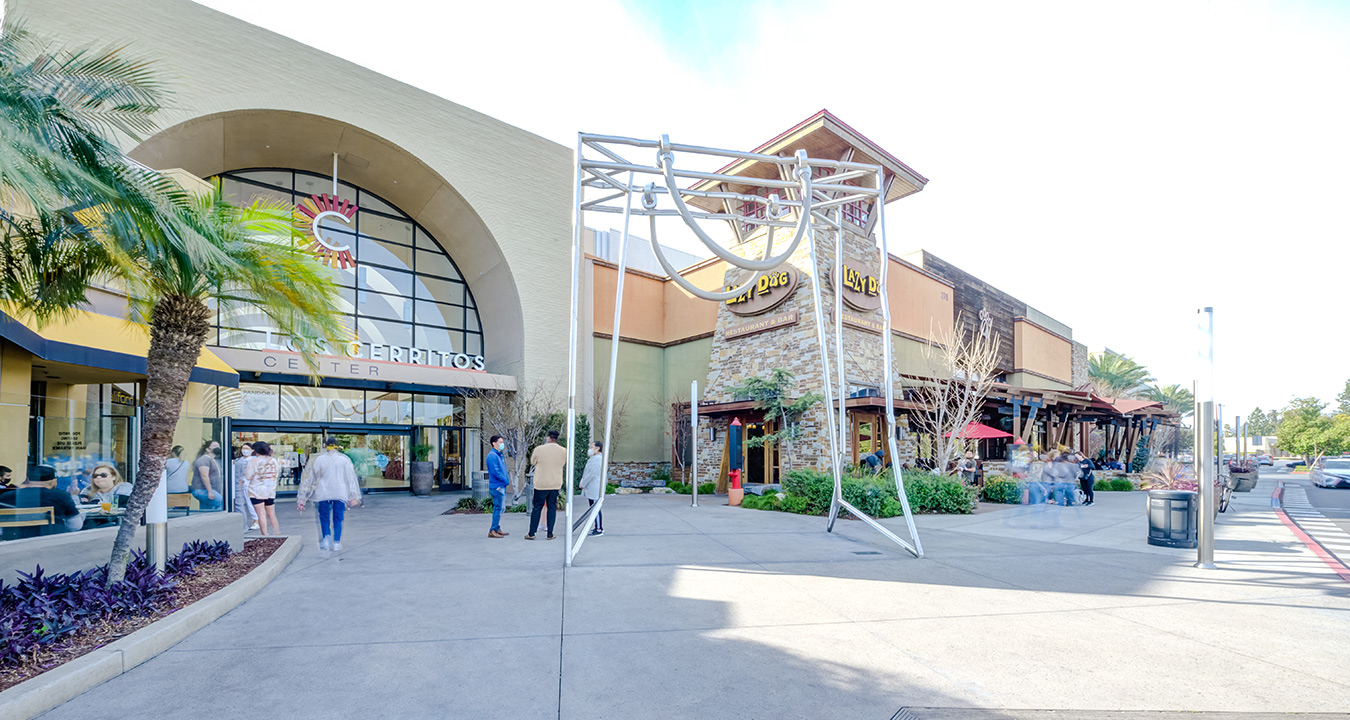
[1215,471,1233,516]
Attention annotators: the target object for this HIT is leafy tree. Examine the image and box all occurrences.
[1282,397,1327,424]
[1276,411,1350,462]
[1147,383,1194,418]
[1338,380,1350,416]
[1088,352,1154,399]
[1223,424,1234,438]
[727,369,822,468]
[1247,408,1277,436]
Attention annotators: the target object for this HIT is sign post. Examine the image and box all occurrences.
[691,380,699,508]
[1195,307,1216,569]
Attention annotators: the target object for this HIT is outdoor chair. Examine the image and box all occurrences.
[167,492,193,516]
[0,506,55,528]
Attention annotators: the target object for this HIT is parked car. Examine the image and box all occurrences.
[1258,454,1273,466]
[1286,459,1307,470]
[1312,458,1350,488]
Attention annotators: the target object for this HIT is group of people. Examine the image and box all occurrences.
[1007,446,1098,506]
[0,461,133,537]
[485,430,607,541]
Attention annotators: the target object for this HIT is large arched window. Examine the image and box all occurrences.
[207,169,484,360]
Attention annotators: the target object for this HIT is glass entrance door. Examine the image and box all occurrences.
[231,426,411,494]
[439,427,465,491]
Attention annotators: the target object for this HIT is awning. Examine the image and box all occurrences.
[945,422,1013,440]
[1089,394,1164,415]
[0,310,238,387]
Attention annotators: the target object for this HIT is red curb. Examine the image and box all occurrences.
[1272,481,1350,583]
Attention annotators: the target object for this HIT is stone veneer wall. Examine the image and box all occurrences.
[696,221,893,485]
[1071,341,1089,388]
[607,461,668,487]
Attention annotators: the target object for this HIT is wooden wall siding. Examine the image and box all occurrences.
[912,252,1023,374]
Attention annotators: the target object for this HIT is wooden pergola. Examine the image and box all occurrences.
[981,386,1179,460]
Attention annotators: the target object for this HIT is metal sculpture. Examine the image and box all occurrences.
[564,133,923,566]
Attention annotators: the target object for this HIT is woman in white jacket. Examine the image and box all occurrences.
[296,437,363,552]
[579,441,605,537]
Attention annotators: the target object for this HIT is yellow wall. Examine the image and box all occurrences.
[663,261,723,342]
[1013,320,1072,384]
[0,344,32,482]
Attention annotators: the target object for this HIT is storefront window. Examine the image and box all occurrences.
[280,386,364,423]
[415,395,463,426]
[211,169,484,361]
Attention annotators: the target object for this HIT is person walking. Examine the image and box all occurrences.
[959,451,977,485]
[296,437,362,552]
[244,441,281,536]
[526,430,567,541]
[486,434,510,538]
[579,440,605,536]
[1076,452,1096,506]
[231,444,259,531]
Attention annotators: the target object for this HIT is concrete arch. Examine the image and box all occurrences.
[130,109,525,377]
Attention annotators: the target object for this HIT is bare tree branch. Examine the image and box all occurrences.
[911,312,1001,475]
[468,378,563,500]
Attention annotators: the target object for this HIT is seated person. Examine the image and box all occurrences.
[862,449,885,473]
[0,465,83,537]
[79,462,132,506]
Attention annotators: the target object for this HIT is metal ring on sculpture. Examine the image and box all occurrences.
[656,136,814,273]
[646,215,767,302]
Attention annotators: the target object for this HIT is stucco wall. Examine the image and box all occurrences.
[888,259,953,343]
[592,338,666,463]
[592,265,668,345]
[15,0,572,387]
[1013,319,1072,384]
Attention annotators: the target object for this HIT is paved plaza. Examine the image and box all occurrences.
[35,474,1350,719]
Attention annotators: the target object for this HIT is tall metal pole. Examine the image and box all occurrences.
[1195,307,1216,569]
[691,380,699,508]
[564,135,585,567]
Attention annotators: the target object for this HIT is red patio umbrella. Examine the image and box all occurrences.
[944,422,1014,440]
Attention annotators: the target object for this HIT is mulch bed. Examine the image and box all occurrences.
[442,507,487,515]
[0,537,285,693]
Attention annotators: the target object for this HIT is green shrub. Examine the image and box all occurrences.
[667,481,692,494]
[455,496,480,510]
[780,495,810,514]
[651,464,672,485]
[698,482,716,495]
[1093,478,1112,491]
[981,476,1023,504]
[479,496,493,511]
[605,483,618,495]
[740,494,764,510]
[506,503,528,513]
[1111,478,1133,491]
[782,468,975,516]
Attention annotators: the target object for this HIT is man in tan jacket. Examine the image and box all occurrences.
[526,430,568,540]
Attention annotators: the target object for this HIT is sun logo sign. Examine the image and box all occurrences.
[295,194,357,269]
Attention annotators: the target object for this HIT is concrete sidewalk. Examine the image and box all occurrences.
[35,475,1350,719]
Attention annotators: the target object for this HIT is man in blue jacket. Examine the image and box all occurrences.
[486,434,510,538]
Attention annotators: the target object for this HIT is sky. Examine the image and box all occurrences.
[192,0,1350,421]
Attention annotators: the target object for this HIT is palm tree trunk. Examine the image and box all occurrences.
[107,294,212,584]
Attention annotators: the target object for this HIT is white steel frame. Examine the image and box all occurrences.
[565,132,923,566]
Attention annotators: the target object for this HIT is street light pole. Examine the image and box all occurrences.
[1195,307,1216,569]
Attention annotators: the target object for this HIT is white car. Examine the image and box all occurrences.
[1258,454,1273,466]
[1311,458,1350,488]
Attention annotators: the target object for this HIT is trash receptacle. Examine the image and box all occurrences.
[471,471,490,501]
[1147,489,1197,548]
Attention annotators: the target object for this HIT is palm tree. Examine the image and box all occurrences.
[1087,352,1154,399]
[1147,383,1195,419]
[0,21,346,582]
[99,186,346,582]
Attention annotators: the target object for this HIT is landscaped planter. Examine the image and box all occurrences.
[409,460,435,496]
[1229,469,1259,492]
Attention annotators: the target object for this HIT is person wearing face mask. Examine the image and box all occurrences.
[232,444,259,531]
[579,440,605,536]
[486,434,510,538]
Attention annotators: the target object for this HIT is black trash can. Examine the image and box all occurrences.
[1147,489,1197,548]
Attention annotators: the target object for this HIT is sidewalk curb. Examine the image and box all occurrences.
[0,535,300,720]
[1271,481,1350,583]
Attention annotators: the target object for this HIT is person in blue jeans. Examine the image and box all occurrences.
[296,437,362,553]
[487,434,510,538]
